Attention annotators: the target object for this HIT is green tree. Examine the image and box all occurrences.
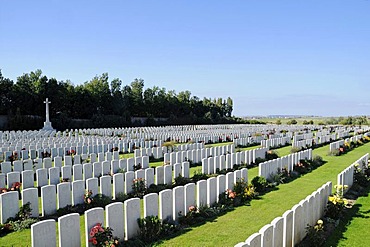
[225,97,233,117]
[130,78,144,116]
[0,70,15,115]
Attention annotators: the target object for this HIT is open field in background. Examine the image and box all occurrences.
[251,116,334,125]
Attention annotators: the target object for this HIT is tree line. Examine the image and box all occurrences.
[0,69,259,130]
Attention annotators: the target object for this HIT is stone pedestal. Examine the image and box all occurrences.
[42,121,54,131]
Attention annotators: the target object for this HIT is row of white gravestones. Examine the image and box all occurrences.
[31,167,249,245]
[1,124,358,141]
[235,181,332,247]
[345,134,365,144]
[293,133,314,142]
[318,133,336,144]
[233,136,264,147]
[0,135,164,152]
[259,149,313,180]
[1,125,323,158]
[1,162,193,222]
[1,147,122,162]
[0,138,163,161]
[292,138,315,149]
[329,139,345,152]
[261,137,291,149]
[0,152,149,177]
[0,156,151,191]
[134,143,205,159]
[163,144,236,166]
[201,148,268,175]
[154,162,190,186]
[1,126,271,152]
[337,153,369,195]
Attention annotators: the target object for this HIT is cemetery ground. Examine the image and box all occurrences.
[324,185,370,247]
[1,141,369,246]
[158,142,370,246]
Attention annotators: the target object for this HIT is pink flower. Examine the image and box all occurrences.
[228,192,236,199]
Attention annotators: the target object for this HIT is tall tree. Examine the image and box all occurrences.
[83,73,111,114]
[0,70,14,115]
[130,78,144,116]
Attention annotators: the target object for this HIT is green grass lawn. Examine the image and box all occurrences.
[271,145,292,157]
[1,142,369,246]
[324,187,370,247]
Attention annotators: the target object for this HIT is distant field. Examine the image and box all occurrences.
[249,117,334,125]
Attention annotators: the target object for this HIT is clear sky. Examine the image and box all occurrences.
[1,1,369,117]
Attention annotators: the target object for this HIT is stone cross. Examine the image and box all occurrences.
[44,98,51,122]
[41,98,54,131]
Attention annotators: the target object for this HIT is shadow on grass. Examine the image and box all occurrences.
[324,185,370,247]
[153,206,237,245]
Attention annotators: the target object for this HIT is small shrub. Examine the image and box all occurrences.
[92,194,112,208]
[192,170,209,183]
[311,155,324,168]
[244,184,257,200]
[328,149,340,156]
[218,189,237,206]
[133,163,142,171]
[88,223,119,247]
[115,192,131,202]
[254,157,265,165]
[265,150,279,160]
[10,218,39,232]
[137,216,163,243]
[301,219,325,247]
[147,184,169,194]
[251,176,268,193]
[137,216,179,244]
[353,164,369,187]
[84,190,94,205]
[116,168,125,174]
[325,193,348,220]
[132,178,147,198]
[174,175,191,186]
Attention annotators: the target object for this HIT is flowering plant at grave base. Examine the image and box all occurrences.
[41,151,51,158]
[132,178,147,197]
[84,190,94,205]
[66,150,76,156]
[304,219,325,247]
[334,184,349,198]
[89,223,119,247]
[0,223,14,234]
[0,188,8,194]
[9,182,22,192]
[218,189,237,206]
[133,163,142,171]
[326,186,349,220]
[60,178,70,183]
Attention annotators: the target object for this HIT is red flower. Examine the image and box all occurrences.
[92,239,97,245]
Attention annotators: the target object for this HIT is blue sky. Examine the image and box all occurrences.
[1,1,369,117]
